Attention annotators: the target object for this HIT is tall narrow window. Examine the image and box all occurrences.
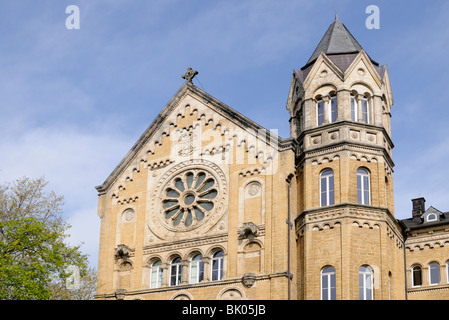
[351,96,357,121]
[150,260,163,289]
[429,263,440,285]
[361,98,369,123]
[170,257,182,286]
[190,254,204,284]
[320,169,335,207]
[321,266,336,300]
[412,266,422,287]
[317,100,325,126]
[447,262,449,284]
[357,168,371,205]
[211,250,224,281]
[359,265,373,300]
[330,96,338,123]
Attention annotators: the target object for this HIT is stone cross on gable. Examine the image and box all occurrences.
[182,67,198,82]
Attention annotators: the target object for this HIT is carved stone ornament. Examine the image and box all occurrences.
[182,67,198,82]
[114,244,131,260]
[238,222,259,240]
[242,273,256,288]
[115,289,126,300]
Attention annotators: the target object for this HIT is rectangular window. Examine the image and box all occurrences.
[330,98,338,123]
[150,268,162,289]
[317,101,325,126]
[361,99,369,123]
[212,258,223,281]
[351,97,357,121]
[412,267,422,287]
[429,264,440,285]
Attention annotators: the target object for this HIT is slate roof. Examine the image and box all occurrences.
[295,17,385,83]
[400,206,449,231]
[306,16,364,66]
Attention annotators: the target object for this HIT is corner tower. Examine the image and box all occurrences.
[287,17,405,300]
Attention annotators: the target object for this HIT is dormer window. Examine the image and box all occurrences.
[317,95,338,126]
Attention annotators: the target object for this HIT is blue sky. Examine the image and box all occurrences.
[1,0,448,268]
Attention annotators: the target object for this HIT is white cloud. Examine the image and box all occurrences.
[0,123,135,268]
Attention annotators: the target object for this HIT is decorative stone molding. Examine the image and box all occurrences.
[238,222,260,240]
[115,289,126,300]
[241,273,256,288]
[115,244,132,261]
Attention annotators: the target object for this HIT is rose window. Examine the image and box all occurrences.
[162,170,218,228]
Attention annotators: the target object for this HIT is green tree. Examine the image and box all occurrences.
[0,177,90,300]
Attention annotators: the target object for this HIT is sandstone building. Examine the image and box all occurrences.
[94,17,449,300]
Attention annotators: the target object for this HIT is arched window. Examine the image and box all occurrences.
[317,96,338,126]
[429,263,440,285]
[320,169,334,207]
[150,260,163,289]
[190,254,204,284]
[321,266,336,300]
[211,250,224,281]
[357,168,371,205]
[170,257,182,286]
[412,266,422,287]
[359,265,373,300]
[426,213,438,222]
[351,95,370,124]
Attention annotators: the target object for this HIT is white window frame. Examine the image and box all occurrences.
[211,251,224,281]
[317,99,325,126]
[447,262,449,284]
[150,260,163,289]
[190,254,204,284]
[357,168,371,205]
[321,266,336,300]
[351,95,358,122]
[426,213,438,222]
[429,263,440,286]
[359,265,374,300]
[330,96,338,123]
[320,169,335,207]
[317,96,338,126]
[170,257,182,286]
[361,98,369,124]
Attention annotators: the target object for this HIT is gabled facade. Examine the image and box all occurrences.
[94,17,449,300]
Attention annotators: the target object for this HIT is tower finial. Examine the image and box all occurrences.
[335,12,338,21]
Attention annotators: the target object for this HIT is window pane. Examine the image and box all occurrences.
[191,262,198,284]
[322,287,329,300]
[331,98,338,123]
[330,273,336,300]
[317,101,325,126]
[329,176,334,205]
[351,97,357,121]
[430,264,440,285]
[361,100,368,123]
[357,175,362,204]
[413,267,422,286]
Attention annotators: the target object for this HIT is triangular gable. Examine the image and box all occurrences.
[96,81,294,195]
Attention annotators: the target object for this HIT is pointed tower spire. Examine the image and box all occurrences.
[306,18,364,66]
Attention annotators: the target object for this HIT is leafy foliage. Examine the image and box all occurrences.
[0,177,93,300]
